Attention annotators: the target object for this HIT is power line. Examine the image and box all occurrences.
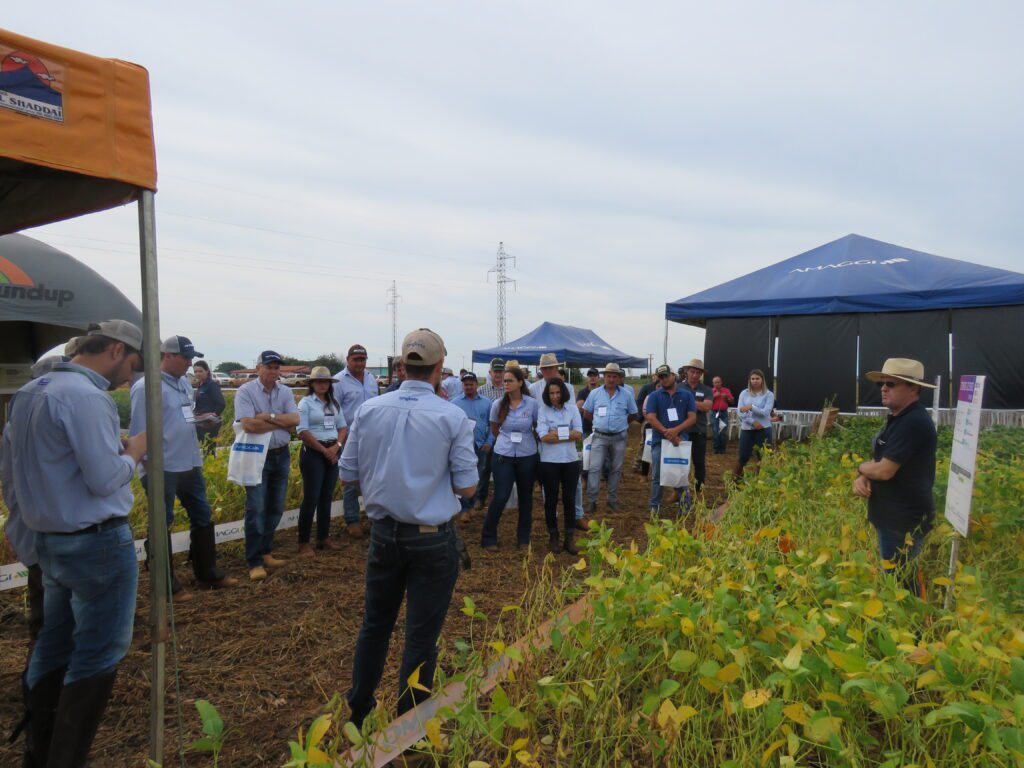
[486,242,516,345]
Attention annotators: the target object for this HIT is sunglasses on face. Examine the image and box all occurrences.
[876,380,903,389]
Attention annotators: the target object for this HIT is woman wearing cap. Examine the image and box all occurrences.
[734,368,775,479]
[296,367,348,555]
[481,366,539,551]
[537,377,584,554]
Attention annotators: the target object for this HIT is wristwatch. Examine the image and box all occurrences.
[270,412,277,422]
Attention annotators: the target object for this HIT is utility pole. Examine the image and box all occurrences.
[486,242,516,345]
[386,281,400,358]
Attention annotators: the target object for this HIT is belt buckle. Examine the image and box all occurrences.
[418,525,439,534]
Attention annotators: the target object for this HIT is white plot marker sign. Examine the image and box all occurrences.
[944,375,985,538]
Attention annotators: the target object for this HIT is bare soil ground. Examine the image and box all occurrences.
[0,426,739,767]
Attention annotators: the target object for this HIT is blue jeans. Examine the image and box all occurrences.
[28,523,138,687]
[738,428,769,466]
[244,447,291,567]
[711,410,729,453]
[298,446,339,543]
[482,453,539,546]
[141,468,213,527]
[875,525,927,593]
[342,483,361,525]
[347,520,460,726]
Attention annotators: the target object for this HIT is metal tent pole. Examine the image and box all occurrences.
[138,190,168,764]
[663,319,668,364]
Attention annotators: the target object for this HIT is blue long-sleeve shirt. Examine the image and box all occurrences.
[536,402,583,463]
[234,379,299,449]
[451,393,494,449]
[1,412,36,565]
[129,371,203,474]
[738,389,775,430]
[298,394,347,441]
[4,363,136,532]
[332,368,379,425]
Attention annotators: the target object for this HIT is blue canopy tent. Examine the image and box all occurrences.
[665,234,1024,410]
[473,321,647,368]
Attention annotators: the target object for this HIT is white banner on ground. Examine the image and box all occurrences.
[0,500,344,592]
[944,375,985,538]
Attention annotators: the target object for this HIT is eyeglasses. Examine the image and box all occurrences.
[503,378,517,384]
[876,380,903,389]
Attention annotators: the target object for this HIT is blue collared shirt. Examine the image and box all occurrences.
[583,385,638,433]
[234,379,299,448]
[129,371,203,474]
[738,389,775,430]
[451,393,494,449]
[1,415,36,564]
[441,375,463,400]
[536,402,583,463]
[645,387,697,437]
[298,394,347,441]
[4,363,136,532]
[333,368,379,425]
[339,380,478,526]
[490,396,540,457]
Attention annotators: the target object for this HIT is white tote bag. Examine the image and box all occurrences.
[581,433,594,472]
[659,439,692,488]
[227,422,273,487]
[641,428,653,463]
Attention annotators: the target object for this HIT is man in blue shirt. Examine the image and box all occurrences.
[235,351,300,581]
[130,336,238,599]
[451,372,494,516]
[645,365,698,514]
[333,343,379,538]
[583,363,640,512]
[4,320,147,768]
[341,328,477,730]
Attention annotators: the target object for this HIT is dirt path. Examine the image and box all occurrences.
[0,427,738,766]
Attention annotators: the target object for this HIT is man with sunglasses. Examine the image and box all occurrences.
[3,320,148,767]
[854,358,938,594]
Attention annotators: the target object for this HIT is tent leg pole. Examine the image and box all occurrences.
[139,190,168,767]
[663,319,668,364]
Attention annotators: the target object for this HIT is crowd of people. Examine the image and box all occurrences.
[0,317,939,766]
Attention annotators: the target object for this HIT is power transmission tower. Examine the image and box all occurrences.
[486,241,516,345]
[386,281,400,358]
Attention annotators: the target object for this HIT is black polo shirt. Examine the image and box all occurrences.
[682,382,713,436]
[867,400,937,533]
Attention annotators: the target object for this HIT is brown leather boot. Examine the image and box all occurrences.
[563,531,579,556]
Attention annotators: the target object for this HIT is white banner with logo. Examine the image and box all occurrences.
[944,375,985,538]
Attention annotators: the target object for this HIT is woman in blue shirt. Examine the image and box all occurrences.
[481,366,539,550]
[734,368,775,480]
[296,367,348,555]
[536,378,584,554]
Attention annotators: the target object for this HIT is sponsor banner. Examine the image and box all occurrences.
[0,500,344,591]
[944,375,985,537]
[0,46,64,123]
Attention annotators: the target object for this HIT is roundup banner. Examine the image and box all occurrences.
[0,500,344,591]
[944,375,985,538]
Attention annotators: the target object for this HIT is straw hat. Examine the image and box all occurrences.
[865,358,937,388]
[600,362,626,376]
[681,357,705,372]
[538,352,563,369]
[309,366,334,381]
[505,359,521,370]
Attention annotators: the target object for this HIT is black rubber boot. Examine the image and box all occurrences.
[548,529,560,554]
[46,670,117,768]
[189,525,235,587]
[18,666,64,768]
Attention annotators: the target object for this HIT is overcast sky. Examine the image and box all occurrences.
[8,2,1023,373]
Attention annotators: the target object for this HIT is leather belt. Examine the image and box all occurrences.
[594,429,626,436]
[374,516,451,534]
[50,517,129,536]
[268,446,289,455]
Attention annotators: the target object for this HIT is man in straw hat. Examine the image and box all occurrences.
[582,362,639,512]
[854,358,938,593]
[528,352,564,400]
[679,358,713,494]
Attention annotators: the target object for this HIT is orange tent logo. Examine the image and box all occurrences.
[0,254,33,286]
[0,47,64,123]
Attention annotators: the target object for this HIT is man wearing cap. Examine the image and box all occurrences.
[130,336,238,598]
[341,328,477,729]
[680,359,713,494]
[4,320,147,766]
[333,344,379,538]
[384,356,405,393]
[451,371,494,516]
[478,358,505,402]
[441,367,463,400]
[235,351,301,580]
[582,363,640,512]
[645,365,698,513]
[854,359,938,592]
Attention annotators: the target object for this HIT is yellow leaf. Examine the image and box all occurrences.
[847,627,864,643]
[932,576,952,587]
[812,550,831,567]
[761,738,787,767]
[573,557,587,571]
[862,599,884,618]
[782,642,803,671]
[489,640,506,654]
[805,715,842,742]
[307,714,332,748]
[742,688,772,709]
[916,669,941,688]
[699,677,723,693]
[425,717,445,751]
[407,664,431,693]
[656,698,676,728]
[468,762,491,768]
[308,746,331,763]
[746,609,761,622]
[783,703,809,725]
[758,626,778,643]
[819,692,847,705]
[510,737,529,751]
[906,647,932,665]
[680,617,695,636]
[717,662,742,683]
[672,705,698,725]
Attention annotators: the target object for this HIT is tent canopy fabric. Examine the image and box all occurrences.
[0,27,157,234]
[666,234,1024,326]
[473,322,646,368]
[0,233,142,362]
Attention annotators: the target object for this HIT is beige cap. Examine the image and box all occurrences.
[538,352,562,369]
[865,358,937,388]
[601,362,626,376]
[87,319,143,351]
[309,366,334,381]
[64,336,84,356]
[682,357,705,372]
[402,328,447,366]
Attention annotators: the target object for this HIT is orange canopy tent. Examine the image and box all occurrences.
[0,27,171,764]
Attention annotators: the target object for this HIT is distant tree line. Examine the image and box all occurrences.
[214,353,343,375]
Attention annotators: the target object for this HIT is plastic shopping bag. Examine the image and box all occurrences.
[581,433,594,472]
[505,484,518,510]
[227,422,273,486]
[641,428,653,463]
[659,439,692,488]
